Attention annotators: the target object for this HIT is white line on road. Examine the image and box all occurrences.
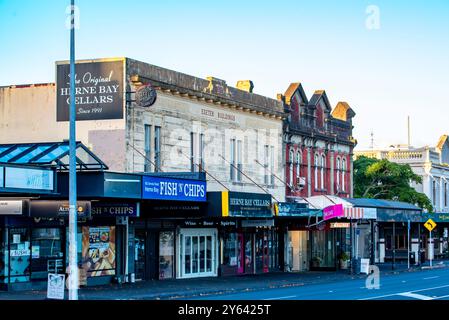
[263,295,297,300]
[423,276,440,280]
[398,292,433,300]
[359,284,449,300]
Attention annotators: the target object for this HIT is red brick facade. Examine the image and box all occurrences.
[282,84,356,202]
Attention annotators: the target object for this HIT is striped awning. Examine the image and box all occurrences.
[343,207,377,219]
[344,207,364,219]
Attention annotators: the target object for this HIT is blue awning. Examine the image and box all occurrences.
[0,141,108,171]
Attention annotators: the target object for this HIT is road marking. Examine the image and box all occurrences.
[423,276,439,280]
[398,292,433,300]
[432,294,449,300]
[264,295,297,300]
[359,284,449,300]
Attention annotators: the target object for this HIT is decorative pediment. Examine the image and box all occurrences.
[308,90,332,112]
[331,102,356,122]
[284,82,308,106]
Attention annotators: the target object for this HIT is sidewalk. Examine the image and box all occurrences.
[1,261,448,300]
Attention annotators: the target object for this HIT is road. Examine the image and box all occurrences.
[190,267,449,300]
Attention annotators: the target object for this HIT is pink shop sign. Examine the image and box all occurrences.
[323,204,344,221]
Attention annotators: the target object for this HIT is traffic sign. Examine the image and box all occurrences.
[424,218,437,232]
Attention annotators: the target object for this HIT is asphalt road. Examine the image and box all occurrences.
[191,267,449,300]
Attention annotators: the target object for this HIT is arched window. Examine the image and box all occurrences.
[336,157,341,191]
[289,148,294,187]
[342,157,347,192]
[321,154,325,190]
[296,151,301,181]
[314,154,319,189]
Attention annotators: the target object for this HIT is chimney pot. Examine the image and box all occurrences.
[236,80,254,93]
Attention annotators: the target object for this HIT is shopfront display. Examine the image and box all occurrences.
[207,191,278,276]
[8,228,31,283]
[310,229,336,270]
[81,226,116,277]
[159,231,174,279]
[30,228,64,279]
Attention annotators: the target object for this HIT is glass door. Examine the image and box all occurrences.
[134,229,146,281]
[255,230,269,273]
[179,229,216,278]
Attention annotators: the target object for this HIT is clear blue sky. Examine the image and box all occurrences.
[1,0,448,149]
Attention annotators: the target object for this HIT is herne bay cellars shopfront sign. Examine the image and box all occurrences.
[56,59,125,121]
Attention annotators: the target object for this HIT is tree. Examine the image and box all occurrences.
[354,156,433,212]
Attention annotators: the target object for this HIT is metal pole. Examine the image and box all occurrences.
[68,0,79,300]
[430,230,433,268]
[407,220,410,269]
[349,217,353,274]
[392,222,395,270]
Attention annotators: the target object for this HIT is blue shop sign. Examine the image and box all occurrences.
[142,176,206,202]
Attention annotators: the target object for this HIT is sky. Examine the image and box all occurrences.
[0,0,448,150]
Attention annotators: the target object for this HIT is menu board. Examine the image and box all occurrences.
[81,226,116,277]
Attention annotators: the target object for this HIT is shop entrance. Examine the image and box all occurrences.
[255,230,270,273]
[310,230,336,270]
[287,231,309,272]
[178,228,217,279]
[134,229,158,281]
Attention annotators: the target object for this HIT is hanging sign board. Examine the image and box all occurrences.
[56,59,125,121]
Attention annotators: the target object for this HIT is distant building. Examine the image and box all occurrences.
[355,135,449,213]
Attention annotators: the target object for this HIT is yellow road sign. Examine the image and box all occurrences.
[424,218,437,232]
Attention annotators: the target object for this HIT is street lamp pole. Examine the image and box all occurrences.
[68,0,79,300]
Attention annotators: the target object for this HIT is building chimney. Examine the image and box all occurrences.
[236,80,254,93]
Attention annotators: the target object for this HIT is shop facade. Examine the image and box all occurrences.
[129,174,211,281]
[207,191,280,276]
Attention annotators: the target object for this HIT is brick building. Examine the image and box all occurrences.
[278,83,356,202]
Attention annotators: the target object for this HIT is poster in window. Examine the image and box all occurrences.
[81,226,116,277]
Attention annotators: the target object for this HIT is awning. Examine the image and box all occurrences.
[0,141,108,171]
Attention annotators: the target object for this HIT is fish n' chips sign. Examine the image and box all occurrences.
[56,59,125,121]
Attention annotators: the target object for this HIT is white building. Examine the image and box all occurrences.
[355,135,449,213]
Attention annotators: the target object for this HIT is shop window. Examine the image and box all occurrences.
[9,228,31,282]
[31,228,63,279]
[159,231,174,280]
[206,236,212,272]
[396,234,406,249]
[184,235,191,274]
[0,229,7,283]
[223,233,239,268]
[81,226,116,278]
[192,236,198,273]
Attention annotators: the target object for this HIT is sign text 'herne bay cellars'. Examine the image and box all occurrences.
[56,60,124,121]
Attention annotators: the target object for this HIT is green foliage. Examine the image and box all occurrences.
[354,156,433,212]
